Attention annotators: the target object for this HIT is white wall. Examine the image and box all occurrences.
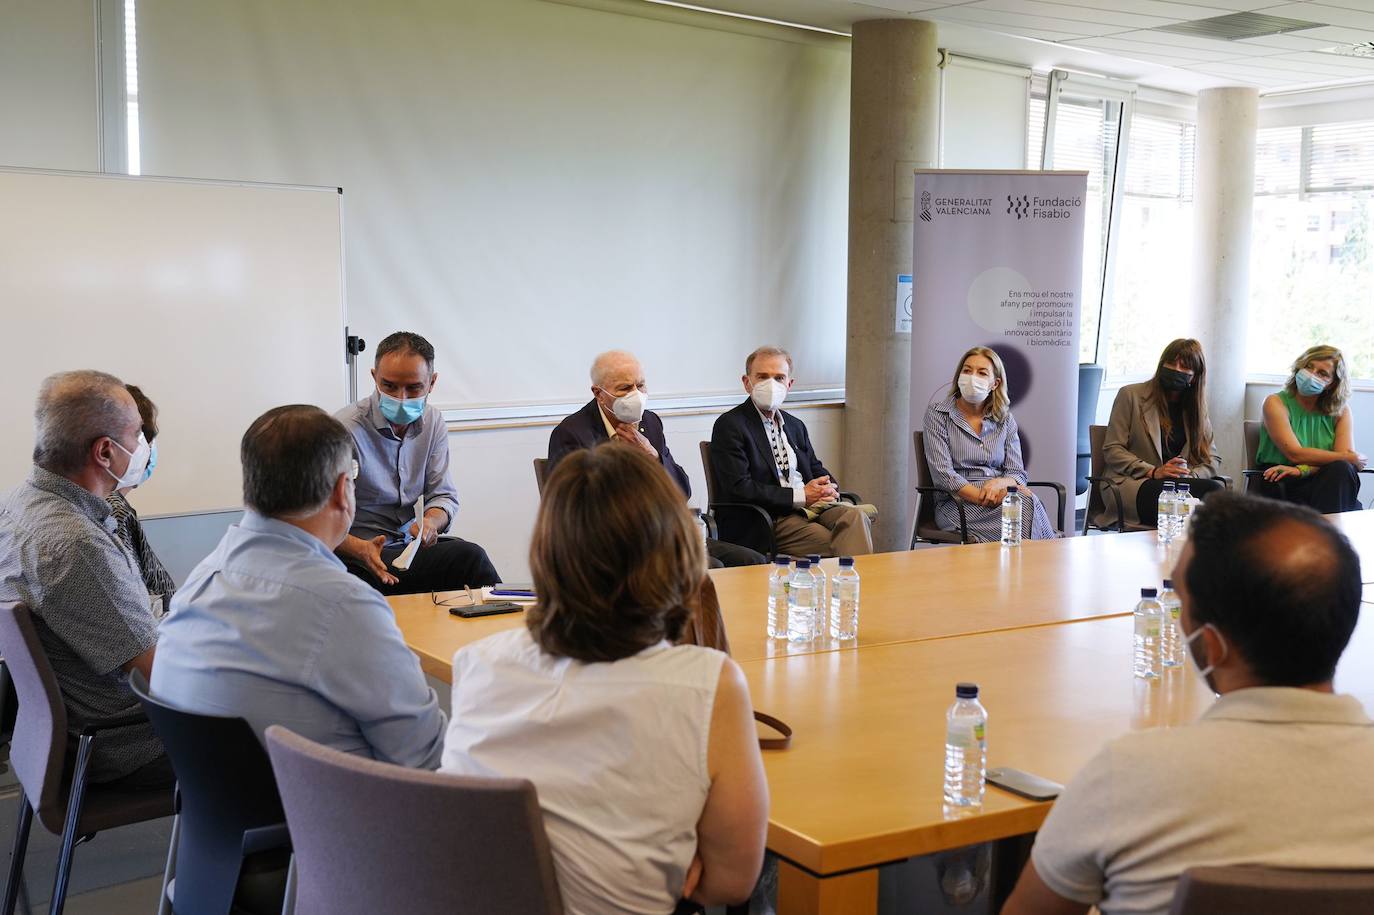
[448,402,844,580]
[0,0,99,170]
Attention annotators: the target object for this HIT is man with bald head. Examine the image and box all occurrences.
[1004,492,1374,915]
[0,371,171,788]
[548,351,764,568]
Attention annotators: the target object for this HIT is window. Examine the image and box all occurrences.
[1249,120,1374,381]
[1102,114,1197,378]
[124,0,140,175]
[1037,91,1123,364]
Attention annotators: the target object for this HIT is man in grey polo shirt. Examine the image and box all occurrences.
[334,331,499,594]
[0,371,170,787]
[1003,492,1374,915]
[153,405,446,768]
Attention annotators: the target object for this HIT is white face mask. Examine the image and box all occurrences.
[602,388,647,424]
[106,432,152,490]
[1184,621,1228,686]
[751,379,788,413]
[958,374,994,405]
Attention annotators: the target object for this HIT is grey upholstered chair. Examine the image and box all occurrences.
[1169,865,1374,914]
[0,601,174,915]
[264,725,564,915]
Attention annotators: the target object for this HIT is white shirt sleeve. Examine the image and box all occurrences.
[1029,744,1115,906]
[792,483,806,508]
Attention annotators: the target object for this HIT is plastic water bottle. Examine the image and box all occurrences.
[943,683,987,809]
[1156,481,1176,544]
[829,557,860,640]
[1174,483,1193,540]
[1159,579,1183,669]
[1133,587,1165,680]
[692,510,708,547]
[1000,486,1023,547]
[766,557,790,639]
[787,559,816,643]
[807,554,827,640]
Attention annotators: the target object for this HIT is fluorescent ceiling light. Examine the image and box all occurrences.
[639,0,851,37]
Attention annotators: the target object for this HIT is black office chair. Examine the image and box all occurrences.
[698,441,865,558]
[699,442,780,557]
[911,430,1067,546]
[128,671,290,915]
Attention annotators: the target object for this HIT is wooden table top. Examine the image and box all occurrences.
[392,526,1180,674]
[747,609,1374,875]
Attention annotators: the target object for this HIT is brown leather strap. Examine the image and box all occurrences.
[754,710,792,750]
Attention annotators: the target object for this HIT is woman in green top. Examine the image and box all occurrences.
[1255,344,1365,513]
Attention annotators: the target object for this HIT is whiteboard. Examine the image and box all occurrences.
[0,168,346,516]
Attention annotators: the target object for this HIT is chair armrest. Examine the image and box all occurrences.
[241,822,291,857]
[1242,469,1264,478]
[838,490,861,505]
[1216,475,1234,490]
[1026,480,1067,536]
[1085,475,1126,533]
[914,485,969,544]
[74,707,150,736]
[707,501,777,557]
[699,510,719,541]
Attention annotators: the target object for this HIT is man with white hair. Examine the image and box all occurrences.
[548,350,765,568]
[0,371,171,787]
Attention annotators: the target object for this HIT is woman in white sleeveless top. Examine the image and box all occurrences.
[441,445,768,915]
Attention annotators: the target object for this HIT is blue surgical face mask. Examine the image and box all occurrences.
[379,391,426,426]
[138,441,158,487]
[1295,368,1328,397]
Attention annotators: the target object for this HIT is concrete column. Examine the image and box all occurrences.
[1192,87,1258,478]
[843,19,939,552]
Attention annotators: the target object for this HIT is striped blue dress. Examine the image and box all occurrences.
[922,395,1057,542]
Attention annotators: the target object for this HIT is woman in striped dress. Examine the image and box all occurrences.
[922,346,1057,543]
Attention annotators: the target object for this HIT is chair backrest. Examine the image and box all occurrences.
[1244,420,1262,471]
[1170,865,1374,915]
[911,430,937,529]
[129,671,285,915]
[1087,424,1108,523]
[699,442,719,504]
[0,602,70,832]
[265,726,564,915]
[1076,364,1105,495]
[533,457,550,496]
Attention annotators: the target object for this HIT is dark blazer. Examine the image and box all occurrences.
[547,399,691,497]
[708,399,836,519]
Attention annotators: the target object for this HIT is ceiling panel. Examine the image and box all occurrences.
[1040,0,1252,18]
[1298,0,1374,13]
[921,5,1128,36]
[1231,31,1365,51]
[1269,50,1374,71]
[961,0,1184,28]
[1256,3,1374,29]
[1074,32,1256,58]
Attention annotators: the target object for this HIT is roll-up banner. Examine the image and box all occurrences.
[909,170,1088,538]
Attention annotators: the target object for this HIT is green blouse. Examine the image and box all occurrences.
[1256,389,1337,465]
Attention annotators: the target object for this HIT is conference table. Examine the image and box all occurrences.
[392,510,1374,915]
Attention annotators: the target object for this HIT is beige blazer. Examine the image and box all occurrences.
[1095,381,1222,529]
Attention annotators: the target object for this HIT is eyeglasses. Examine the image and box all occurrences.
[431,586,480,608]
[349,459,360,482]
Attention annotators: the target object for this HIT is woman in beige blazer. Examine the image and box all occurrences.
[1095,338,1225,530]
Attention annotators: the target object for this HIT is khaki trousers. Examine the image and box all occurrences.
[772,503,874,558]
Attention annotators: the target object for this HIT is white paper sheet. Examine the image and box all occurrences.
[391,494,425,570]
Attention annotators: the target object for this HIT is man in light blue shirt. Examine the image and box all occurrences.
[334,330,499,595]
[153,404,446,769]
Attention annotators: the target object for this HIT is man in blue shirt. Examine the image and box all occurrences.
[334,331,499,594]
[153,405,446,768]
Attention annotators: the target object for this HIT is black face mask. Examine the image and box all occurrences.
[1158,367,1193,391]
